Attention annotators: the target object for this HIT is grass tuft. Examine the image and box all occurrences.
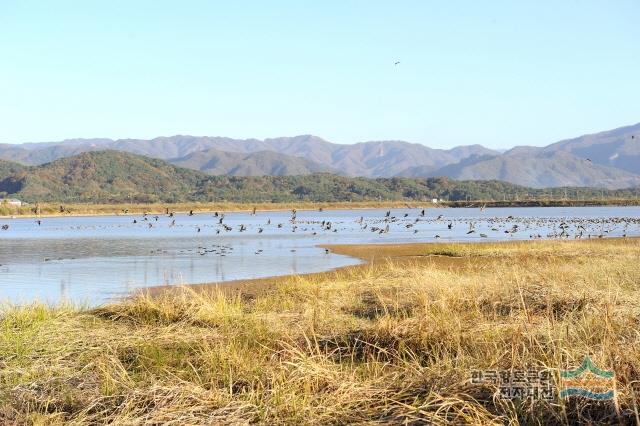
[1,238,639,424]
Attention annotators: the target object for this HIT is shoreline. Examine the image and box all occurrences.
[2,198,638,219]
[6,229,639,423]
[145,237,637,300]
[0,201,429,219]
[143,246,370,300]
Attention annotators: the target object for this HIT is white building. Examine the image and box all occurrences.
[431,198,439,204]
[1,199,22,207]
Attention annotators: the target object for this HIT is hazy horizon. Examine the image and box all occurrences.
[3,120,639,151]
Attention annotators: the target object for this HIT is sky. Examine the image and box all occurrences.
[1,1,639,149]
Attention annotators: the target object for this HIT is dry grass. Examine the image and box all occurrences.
[1,238,639,424]
[0,201,426,218]
[3,198,637,218]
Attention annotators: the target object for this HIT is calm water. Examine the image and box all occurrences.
[0,206,638,306]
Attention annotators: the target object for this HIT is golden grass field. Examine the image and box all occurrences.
[1,238,639,424]
[0,201,423,218]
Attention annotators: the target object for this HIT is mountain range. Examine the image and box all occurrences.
[1,151,637,204]
[1,123,639,188]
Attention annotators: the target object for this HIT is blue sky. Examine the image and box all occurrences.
[1,1,639,148]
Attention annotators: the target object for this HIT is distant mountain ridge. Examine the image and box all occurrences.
[0,135,499,177]
[406,123,640,188]
[1,122,639,188]
[169,148,336,176]
[1,151,637,204]
[541,123,640,175]
[403,151,640,189]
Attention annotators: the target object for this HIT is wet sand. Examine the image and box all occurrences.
[146,238,640,300]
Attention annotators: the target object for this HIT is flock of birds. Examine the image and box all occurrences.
[6,206,640,246]
[0,207,638,263]
[2,207,639,241]
[2,207,638,261]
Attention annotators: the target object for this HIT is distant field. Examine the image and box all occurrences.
[1,198,639,217]
[1,238,639,424]
[445,198,640,207]
[0,201,425,217]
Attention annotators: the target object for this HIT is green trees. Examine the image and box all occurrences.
[0,151,638,203]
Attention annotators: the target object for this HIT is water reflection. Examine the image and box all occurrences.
[0,206,638,306]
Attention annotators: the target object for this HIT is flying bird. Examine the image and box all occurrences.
[394,61,400,65]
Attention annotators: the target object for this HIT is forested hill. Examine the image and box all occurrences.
[0,151,637,203]
[0,159,26,176]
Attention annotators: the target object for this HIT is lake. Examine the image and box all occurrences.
[1,206,638,306]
